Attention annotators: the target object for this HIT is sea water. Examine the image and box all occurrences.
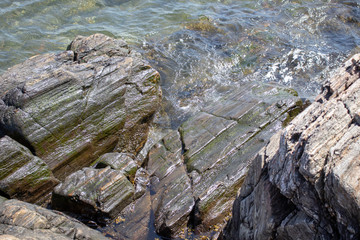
[1,0,359,127]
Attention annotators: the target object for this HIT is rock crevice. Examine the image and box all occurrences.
[224,54,360,240]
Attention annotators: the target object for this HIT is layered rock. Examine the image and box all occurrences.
[180,83,301,233]
[0,199,108,240]
[147,130,194,237]
[0,136,58,204]
[0,33,161,180]
[100,83,301,239]
[102,130,194,239]
[52,167,135,225]
[224,54,360,239]
[93,152,138,179]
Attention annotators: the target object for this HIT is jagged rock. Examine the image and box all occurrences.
[134,167,150,199]
[0,136,59,204]
[93,152,138,179]
[0,199,108,240]
[0,33,161,180]
[102,191,153,240]
[180,83,301,232]
[52,167,135,224]
[224,54,360,239]
[147,130,194,238]
[102,130,194,239]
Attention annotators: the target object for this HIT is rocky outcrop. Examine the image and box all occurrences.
[180,83,301,233]
[223,54,360,239]
[52,167,135,225]
[147,130,194,237]
[0,33,161,181]
[0,199,108,240]
[0,32,307,239]
[100,83,301,239]
[0,136,59,204]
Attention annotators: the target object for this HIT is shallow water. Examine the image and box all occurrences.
[1,0,360,239]
[0,0,359,123]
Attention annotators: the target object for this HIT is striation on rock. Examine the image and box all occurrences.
[52,166,135,225]
[0,199,108,240]
[93,152,138,179]
[224,54,360,240]
[0,136,59,204]
[0,33,161,181]
[101,82,302,240]
[180,83,301,233]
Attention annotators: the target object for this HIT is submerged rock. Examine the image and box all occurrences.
[0,136,59,204]
[0,199,108,240]
[52,167,135,225]
[224,54,360,239]
[0,33,161,180]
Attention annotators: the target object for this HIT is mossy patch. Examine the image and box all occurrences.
[184,16,223,34]
[282,99,308,127]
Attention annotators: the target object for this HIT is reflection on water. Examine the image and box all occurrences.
[0,0,359,127]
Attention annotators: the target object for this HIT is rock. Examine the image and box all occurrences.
[145,130,194,238]
[100,83,300,239]
[0,33,161,180]
[0,199,108,240]
[52,167,135,225]
[93,152,138,179]
[0,136,59,204]
[224,54,360,239]
[102,130,194,239]
[102,191,153,240]
[180,83,301,232]
[133,167,150,199]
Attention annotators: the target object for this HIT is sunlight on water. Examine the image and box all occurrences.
[0,0,359,127]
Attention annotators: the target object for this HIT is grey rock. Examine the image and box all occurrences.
[147,130,194,238]
[0,136,59,204]
[93,152,138,179]
[0,33,161,181]
[224,54,360,239]
[0,199,108,240]
[52,167,135,224]
[134,167,150,199]
[101,191,153,240]
[104,130,194,239]
[180,83,301,232]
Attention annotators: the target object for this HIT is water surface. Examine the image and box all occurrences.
[1,0,359,126]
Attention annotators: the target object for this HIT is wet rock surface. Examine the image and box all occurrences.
[52,167,135,225]
[0,33,305,239]
[0,199,108,240]
[0,33,161,181]
[93,152,138,179]
[101,83,300,239]
[0,136,59,204]
[223,54,360,240]
[180,83,300,233]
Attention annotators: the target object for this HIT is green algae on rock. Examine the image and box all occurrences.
[179,82,301,233]
[224,54,360,240]
[0,34,162,181]
[0,136,59,204]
